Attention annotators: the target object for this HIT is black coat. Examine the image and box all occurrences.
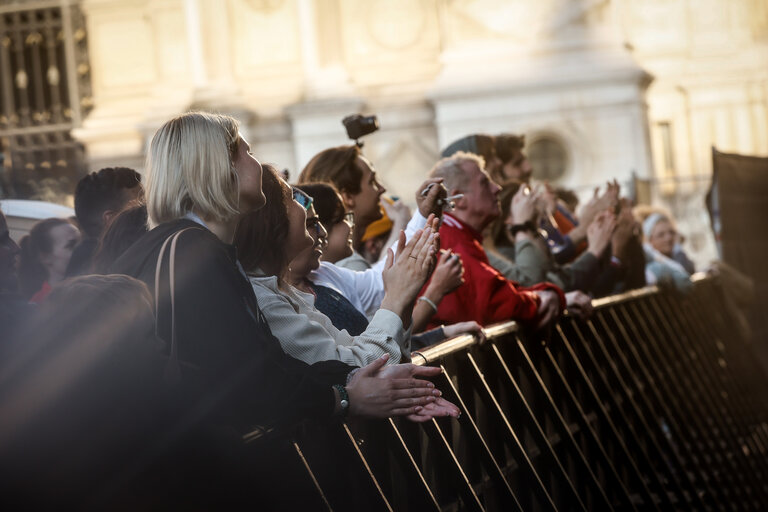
[111,218,354,431]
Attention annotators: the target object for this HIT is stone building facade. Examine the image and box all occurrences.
[3,0,767,266]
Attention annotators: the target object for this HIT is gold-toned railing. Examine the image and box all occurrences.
[245,276,768,511]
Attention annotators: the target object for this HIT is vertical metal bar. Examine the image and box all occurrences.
[42,7,61,122]
[431,368,524,511]
[645,293,768,500]
[677,288,768,451]
[614,300,763,508]
[572,318,721,510]
[422,419,485,512]
[0,12,17,120]
[339,424,393,512]
[547,322,653,510]
[383,418,442,511]
[11,11,30,125]
[587,313,735,510]
[27,14,46,120]
[59,0,80,126]
[292,441,334,512]
[461,348,560,511]
[484,341,603,511]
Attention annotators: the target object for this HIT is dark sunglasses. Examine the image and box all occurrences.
[292,188,313,210]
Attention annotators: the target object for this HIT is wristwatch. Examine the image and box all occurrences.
[508,220,537,236]
[333,384,350,416]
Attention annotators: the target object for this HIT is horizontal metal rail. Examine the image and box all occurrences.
[247,276,768,511]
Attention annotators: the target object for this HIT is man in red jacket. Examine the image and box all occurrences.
[422,151,565,329]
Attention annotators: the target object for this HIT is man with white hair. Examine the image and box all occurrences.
[422,152,565,329]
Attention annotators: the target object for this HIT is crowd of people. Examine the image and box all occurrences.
[0,112,699,507]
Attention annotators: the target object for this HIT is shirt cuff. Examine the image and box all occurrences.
[370,308,409,350]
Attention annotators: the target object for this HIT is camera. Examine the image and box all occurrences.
[342,114,379,145]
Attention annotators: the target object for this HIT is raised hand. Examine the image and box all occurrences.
[381,215,439,322]
[428,249,464,297]
[416,178,447,219]
[611,200,638,259]
[587,210,617,258]
[510,184,537,224]
[381,198,411,231]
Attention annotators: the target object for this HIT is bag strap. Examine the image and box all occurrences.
[154,227,199,384]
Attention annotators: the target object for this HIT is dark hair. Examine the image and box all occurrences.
[91,204,149,274]
[294,182,345,228]
[235,164,291,277]
[19,218,72,298]
[554,186,579,215]
[74,167,142,238]
[495,134,525,165]
[489,180,524,248]
[297,145,363,195]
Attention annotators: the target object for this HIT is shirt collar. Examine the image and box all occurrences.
[183,211,209,230]
[443,213,483,241]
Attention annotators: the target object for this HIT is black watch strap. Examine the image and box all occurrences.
[508,220,537,236]
[333,384,350,416]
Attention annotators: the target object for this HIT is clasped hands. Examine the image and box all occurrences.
[346,354,460,423]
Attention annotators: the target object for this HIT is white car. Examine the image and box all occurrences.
[0,199,75,242]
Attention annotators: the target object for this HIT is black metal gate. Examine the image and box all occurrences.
[0,0,91,201]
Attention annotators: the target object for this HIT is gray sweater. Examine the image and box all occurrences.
[488,239,601,293]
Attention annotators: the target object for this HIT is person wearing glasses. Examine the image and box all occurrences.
[235,166,454,372]
[297,144,446,272]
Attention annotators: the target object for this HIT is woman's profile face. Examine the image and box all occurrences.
[349,157,385,230]
[233,137,266,212]
[322,212,354,263]
[649,219,676,257]
[284,183,314,262]
[290,205,328,278]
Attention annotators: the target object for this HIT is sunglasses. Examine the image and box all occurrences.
[292,188,313,210]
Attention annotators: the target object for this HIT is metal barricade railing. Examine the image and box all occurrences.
[246,275,768,511]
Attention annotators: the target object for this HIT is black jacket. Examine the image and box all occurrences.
[111,219,354,431]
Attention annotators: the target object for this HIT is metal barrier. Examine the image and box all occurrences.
[246,275,768,511]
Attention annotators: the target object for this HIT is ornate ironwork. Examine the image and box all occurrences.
[0,0,92,202]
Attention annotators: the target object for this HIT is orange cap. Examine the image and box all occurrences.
[362,197,395,242]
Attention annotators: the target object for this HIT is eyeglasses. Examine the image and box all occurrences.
[306,216,324,235]
[292,188,313,210]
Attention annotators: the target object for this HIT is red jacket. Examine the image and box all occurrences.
[424,214,565,328]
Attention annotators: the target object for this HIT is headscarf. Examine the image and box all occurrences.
[642,212,667,240]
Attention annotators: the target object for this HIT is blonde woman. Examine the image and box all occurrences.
[110,112,456,505]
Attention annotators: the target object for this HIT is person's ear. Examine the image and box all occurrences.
[340,190,356,210]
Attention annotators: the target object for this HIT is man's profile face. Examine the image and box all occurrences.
[502,150,533,183]
[460,161,502,225]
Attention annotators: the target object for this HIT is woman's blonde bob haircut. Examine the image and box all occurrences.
[145,111,241,227]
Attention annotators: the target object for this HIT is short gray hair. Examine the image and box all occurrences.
[428,151,485,191]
